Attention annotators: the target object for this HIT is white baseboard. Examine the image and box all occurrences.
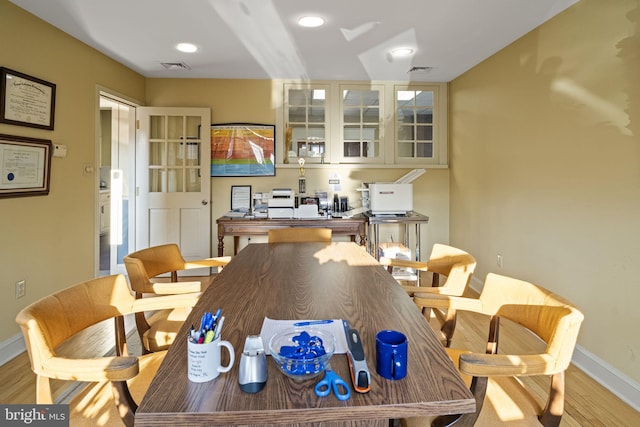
[0,333,26,366]
[572,345,640,412]
[470,276,640,412]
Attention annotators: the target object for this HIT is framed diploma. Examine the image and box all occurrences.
[0,134,52,198]
[0,67,56,130]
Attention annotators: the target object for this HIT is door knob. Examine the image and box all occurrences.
[202,199,209,205]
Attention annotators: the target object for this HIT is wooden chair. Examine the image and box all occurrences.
[15,274,201,427]
[267,227,332,243]
[123,243,230,353]
[403,273,584,427]
[380,243,477,346]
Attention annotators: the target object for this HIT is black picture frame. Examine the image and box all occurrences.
[0,67,56,130]
[231,185,252,211]
[0,134,52,198]
[211,123,275,177]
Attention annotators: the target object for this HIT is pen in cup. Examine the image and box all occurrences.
[203,329,215,344]
[214,316,225,339]
[191,309,222,344]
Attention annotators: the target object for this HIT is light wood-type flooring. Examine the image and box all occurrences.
[1,275,639,426]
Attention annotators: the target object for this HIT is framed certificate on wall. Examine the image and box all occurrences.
[0,134,52,198]
[0,67,56,130]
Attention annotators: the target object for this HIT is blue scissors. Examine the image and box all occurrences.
[314,364,351,401]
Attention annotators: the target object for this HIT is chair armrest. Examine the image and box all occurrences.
[42,355,139,382]
[149,280,202,294]
[379,257,430,271]
[412,294,483,312]
[402,285,462,296]
[184,256,231,270]
[459,352,556,377]
[132,292,202,313]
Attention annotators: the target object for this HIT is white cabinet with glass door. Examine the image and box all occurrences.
[278,81,447,167]
[339,85,384,163]
[283,83,330,164]
[394,85,446,165]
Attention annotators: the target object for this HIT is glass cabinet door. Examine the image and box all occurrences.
[396,89,434,160]
[148,114,202,193]
[284,84,329,163]
[340,85,383,163]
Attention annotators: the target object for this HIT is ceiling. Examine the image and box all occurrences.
[10,0,578,82]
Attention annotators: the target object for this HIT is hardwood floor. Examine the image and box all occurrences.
[2,275,639,426]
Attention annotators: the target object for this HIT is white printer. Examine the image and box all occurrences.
[368,169,424,215]
[268,188,294,218]
[369,183,413,215]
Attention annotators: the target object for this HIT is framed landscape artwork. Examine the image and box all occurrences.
[211,123,275,177]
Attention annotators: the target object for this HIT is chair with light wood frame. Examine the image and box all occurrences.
[380,243,477,346]
[15,274,201,427]
[402,273,584,427]
[268,227,332,243]
[124,243,230,354]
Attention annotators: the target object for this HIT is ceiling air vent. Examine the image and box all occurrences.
[160,62,191,71]
[407,66,433,74]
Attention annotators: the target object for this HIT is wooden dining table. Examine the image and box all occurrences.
[135,242,475,426]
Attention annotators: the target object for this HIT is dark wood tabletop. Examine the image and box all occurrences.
[135,242,474,426]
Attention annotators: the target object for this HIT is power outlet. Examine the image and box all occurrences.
[496,254,503,269]
[15,280,26,299]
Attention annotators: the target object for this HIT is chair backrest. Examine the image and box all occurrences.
[409,273,584,427]
[268,227,332,243]
[478,273,584,374]
[16,275,136,378]
[426,243,477,293]
[124,243,186,294]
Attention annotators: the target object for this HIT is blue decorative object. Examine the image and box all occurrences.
[277,331,328,375]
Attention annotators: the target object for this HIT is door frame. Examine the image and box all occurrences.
[94,87,142,276]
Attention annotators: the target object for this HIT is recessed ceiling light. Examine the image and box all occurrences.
[176,43,198,53]
[391,48,414,57]
[298,16,325,28]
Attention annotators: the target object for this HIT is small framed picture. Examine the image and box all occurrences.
[231,185,252,212]
[0,67,56,130]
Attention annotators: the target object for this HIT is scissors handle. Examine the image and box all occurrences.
[315,370,351,401]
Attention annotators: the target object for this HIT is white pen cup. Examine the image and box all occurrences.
[187,336,235,382]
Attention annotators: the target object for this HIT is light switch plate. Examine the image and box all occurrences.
[53,144,67,157]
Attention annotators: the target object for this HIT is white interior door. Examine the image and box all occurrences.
[136,107,212,273]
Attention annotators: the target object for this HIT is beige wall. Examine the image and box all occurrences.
[146,79,449,255]
[0,1,145,342]
[450,0,640,382]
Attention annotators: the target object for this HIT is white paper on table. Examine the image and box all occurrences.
[259,317,348,354]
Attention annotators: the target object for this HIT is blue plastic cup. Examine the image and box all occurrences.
[376,330,408,380]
